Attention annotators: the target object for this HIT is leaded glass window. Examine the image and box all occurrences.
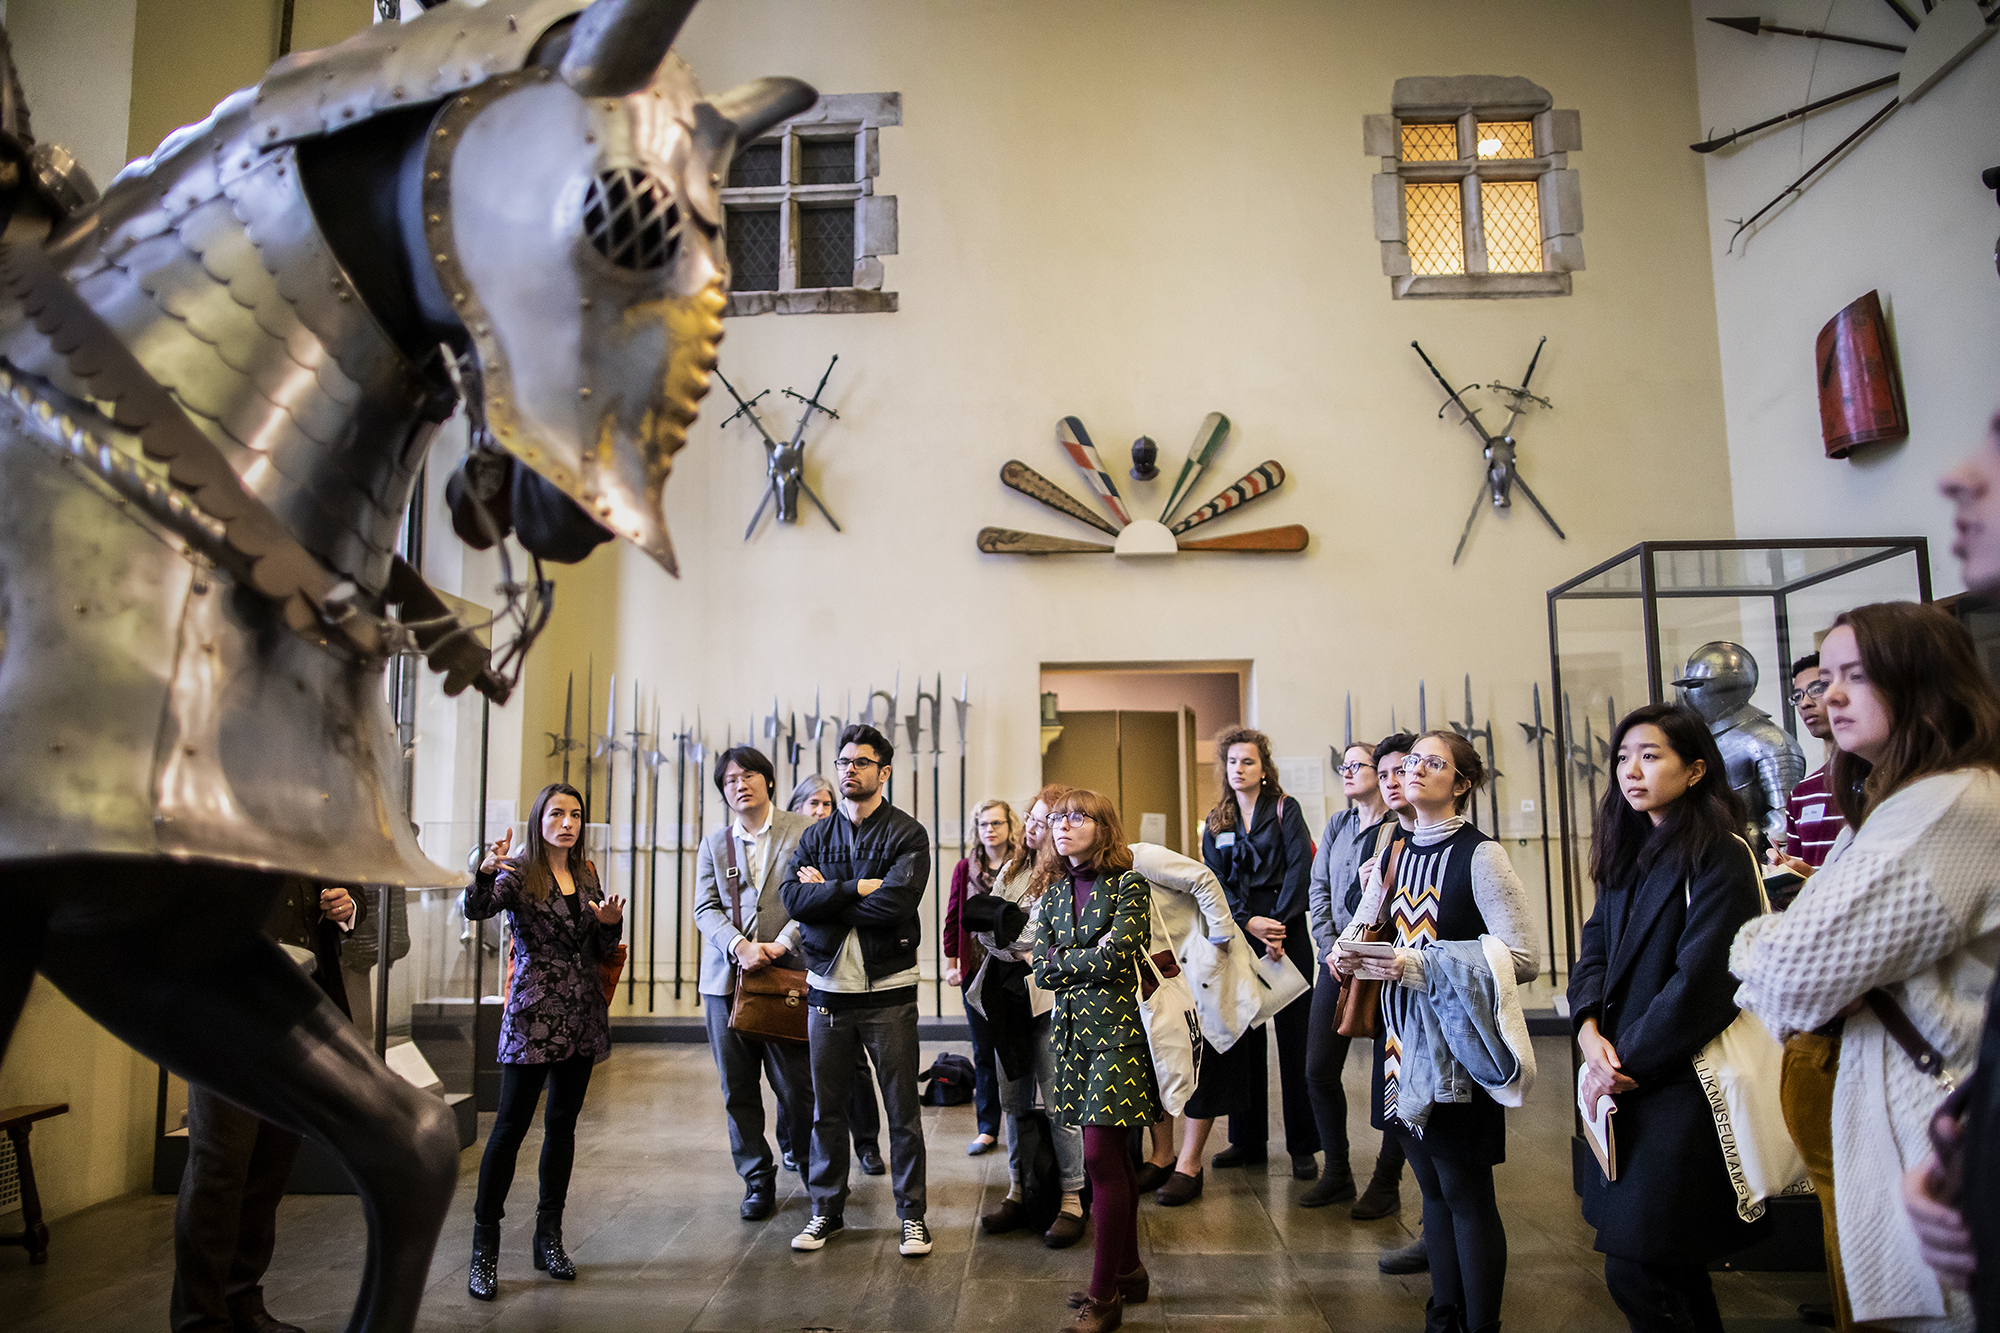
[799,137,856,186]
[728,142,781,189]
[1405,184,1465,276]
[798,204,855,289]
[1475,121,1535,160]
[1401,122,1458,163]
[727,208,780,291]
[1480,180,1542,273]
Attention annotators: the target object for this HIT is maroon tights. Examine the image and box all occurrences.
[1083,1125,1140,1300]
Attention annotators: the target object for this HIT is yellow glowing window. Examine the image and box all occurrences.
[1481,180,1542,273]
[1476,121,1535,160]
[1400,122,1459,162]
[1405,183,1465,275]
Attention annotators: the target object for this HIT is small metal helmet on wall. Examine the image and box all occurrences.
[366,0,817,574]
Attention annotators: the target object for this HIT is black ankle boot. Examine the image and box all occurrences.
[533,1209,576,1280]
[468,1222,499,1301]
[1351,1153,1403,1220]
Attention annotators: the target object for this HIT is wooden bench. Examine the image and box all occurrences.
[1,1103,68,1265]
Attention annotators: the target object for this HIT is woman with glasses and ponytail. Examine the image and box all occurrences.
[464,783,625,1301]
[1569,704,1769,1331]
[1030,788,1157,1333]
[1336,731,1538,1333]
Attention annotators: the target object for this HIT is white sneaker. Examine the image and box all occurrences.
[791,1214,842,1251]
[898,1218,933,1256]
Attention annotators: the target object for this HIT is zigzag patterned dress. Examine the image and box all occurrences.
[1034,866,1162,1128]
[1369,820,1510,1163]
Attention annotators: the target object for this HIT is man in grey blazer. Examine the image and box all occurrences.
[694,744,814,1221]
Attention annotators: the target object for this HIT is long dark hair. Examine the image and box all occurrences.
[1589,704,1746,890]
[520,782,590,903]
[1826,602,2000,827]
[1205,727,1285,834]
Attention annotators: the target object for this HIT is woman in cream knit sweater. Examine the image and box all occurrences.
[1733,603,2000,1333]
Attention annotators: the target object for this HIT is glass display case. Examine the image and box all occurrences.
[1544,537,1931,982]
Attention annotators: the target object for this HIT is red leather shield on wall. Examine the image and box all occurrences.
[1816,289,1909,459]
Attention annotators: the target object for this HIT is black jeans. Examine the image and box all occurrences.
[172,1086,303,1333]
[962,981,1003,1139]
[1304,963,1352,1174]
[474,1053,595,1224]
[1400,1130,1506,1329]
[776,1048,880,1157]
[1229,922,1320,1158]
[1603,1255,1724,1333]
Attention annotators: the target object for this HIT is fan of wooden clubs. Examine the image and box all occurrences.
[978,413,1309,557]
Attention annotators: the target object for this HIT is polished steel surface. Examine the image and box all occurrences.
[1673,642,1807,850]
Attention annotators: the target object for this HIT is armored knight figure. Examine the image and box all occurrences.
[1672,642,1807,852]
[0,3,813,1330]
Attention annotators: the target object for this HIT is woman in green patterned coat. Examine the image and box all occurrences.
[1031,788,1160,1333]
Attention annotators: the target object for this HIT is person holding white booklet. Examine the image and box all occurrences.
[1568,703,1769,1331]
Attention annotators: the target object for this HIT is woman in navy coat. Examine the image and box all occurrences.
[1569,704,1769,1331]
[464,783,625,1300]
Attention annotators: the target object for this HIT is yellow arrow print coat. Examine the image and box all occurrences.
[1033,867,1162,1128]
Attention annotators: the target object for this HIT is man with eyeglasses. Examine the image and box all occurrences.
[780,724,934,1257]
[691,745,814,1222]
[1776,653,1845,893]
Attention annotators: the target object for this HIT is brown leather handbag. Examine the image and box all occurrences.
[1335,832,1404,1040]
[720,827,810,1044]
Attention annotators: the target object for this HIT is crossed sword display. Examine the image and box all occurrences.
[977,412,1308,555]
[1412,338,1567,565]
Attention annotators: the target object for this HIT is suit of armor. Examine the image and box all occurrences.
[1673,643,1805,852]
[0,4,813,1328]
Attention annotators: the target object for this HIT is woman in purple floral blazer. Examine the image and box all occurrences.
[463,783,624,1300]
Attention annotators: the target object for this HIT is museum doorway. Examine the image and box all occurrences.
[1037,662,1248,856]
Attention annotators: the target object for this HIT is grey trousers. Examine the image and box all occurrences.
[172,1086,302,1332]
[702,993,813,1188]
[807,1000,926,1220]
[1001,1010,1085,1192]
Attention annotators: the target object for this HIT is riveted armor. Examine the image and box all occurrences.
[1673,642,1806,852]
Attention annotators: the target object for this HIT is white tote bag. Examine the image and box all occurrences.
[1690,840,1813,1222]
[1136,899,1204,1116]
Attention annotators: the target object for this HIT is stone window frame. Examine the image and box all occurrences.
[1366,77,1583,300]
[720,92,901,317]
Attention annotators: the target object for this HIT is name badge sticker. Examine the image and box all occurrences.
[1216,832,1236,848]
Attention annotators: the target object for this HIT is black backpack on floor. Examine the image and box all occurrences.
[918,1052,976,1106]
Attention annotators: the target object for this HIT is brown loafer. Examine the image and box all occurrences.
[1118,1264,1149,1304]
[1060,1292,1123,1332]
[981,1197,1026,1234]
[1132,1161,1172,1194]
[1155,1169,1203,1207]
[1043,1209,1086,1249]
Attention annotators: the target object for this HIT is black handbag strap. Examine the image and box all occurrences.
[1865,988,1957,1090]
[720,825,744,934]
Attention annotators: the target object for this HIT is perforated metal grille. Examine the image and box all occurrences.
[1400,122,1459,162]
[581,168,680,271]
[1481,180,1542,273]
[1405,183,1465,275]
[1476,121,1536,160]
[728,141,781,188]
[798,204,854,289]
[0,1134,18,1212]
[726,207,780,291]
[799,137,856,185]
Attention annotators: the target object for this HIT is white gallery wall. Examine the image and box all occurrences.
[1691,0,2000,588]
